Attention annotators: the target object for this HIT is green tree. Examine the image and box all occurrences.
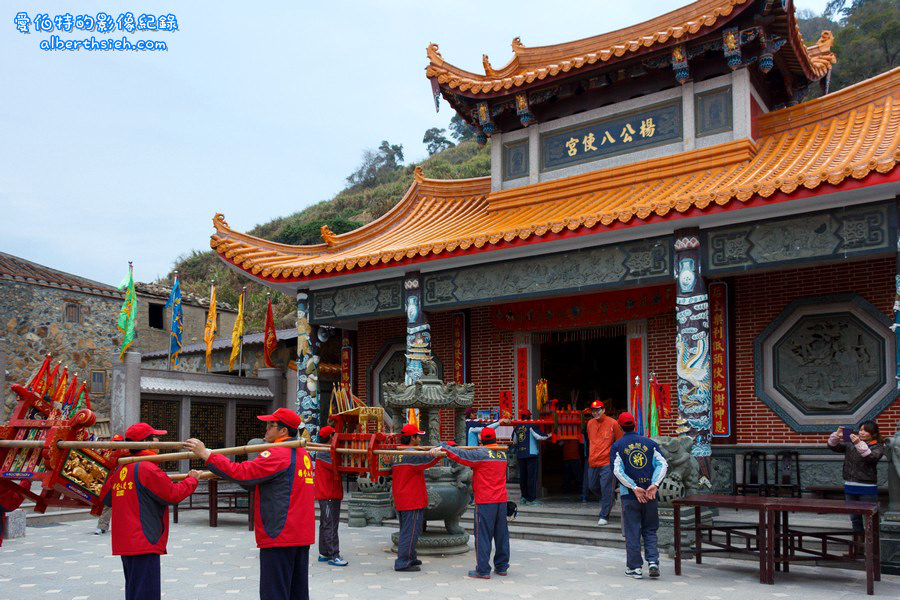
[829,0,900,90]
[273,217,362,245]
[423,127,454,155]
[346,140,405,187]
[448,114,475,142]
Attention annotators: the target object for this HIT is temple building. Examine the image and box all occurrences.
[209,0,898,493]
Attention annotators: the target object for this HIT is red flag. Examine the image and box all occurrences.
[263,298,278,368]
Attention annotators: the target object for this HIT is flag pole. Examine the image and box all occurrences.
[238,287,246,377]
[166,270,178,372]
[207,277,215,374]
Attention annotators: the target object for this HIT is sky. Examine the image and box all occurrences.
[0,0,833,286]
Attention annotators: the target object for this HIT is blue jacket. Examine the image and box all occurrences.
[512,424,549,458]
[610,432,668,497]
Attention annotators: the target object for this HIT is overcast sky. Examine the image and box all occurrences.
[0,0,832,286]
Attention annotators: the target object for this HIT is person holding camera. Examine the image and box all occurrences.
[828,421,884,532]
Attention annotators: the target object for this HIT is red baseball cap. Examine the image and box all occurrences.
[480,428,497,442]
[590,400,605,410]
[319,426,335,439]
[618,412,636,428]
[520,409,532,419]
[257,408,301,429]
[401,424,425,436]
[446,440,458,447]
[126,422,166,441]
[111,433,125,442]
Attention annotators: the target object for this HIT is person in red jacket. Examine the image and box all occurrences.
[0,480,28,547]
[99,422,199,600]
[184,407,315,600]
[431,427,509,579]
[313,425,348,566]
[392,424,440,572]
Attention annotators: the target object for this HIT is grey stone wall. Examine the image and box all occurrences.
[141,343,292,377]
[135,296,237,355]
[0,280,120,419]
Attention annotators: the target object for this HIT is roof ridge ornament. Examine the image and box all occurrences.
[320,225,337,246]
[413,166,425,183]
[511,36,525,53]
[213,213,230,232]
[483,54,496,77]
[426,42,443,65]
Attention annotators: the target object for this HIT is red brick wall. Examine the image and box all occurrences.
[733,256,898,444]
[356,315,405,404]
[647,310,679,436]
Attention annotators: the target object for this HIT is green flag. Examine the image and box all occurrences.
[117,263,137,361]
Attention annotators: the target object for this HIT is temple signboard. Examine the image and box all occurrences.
[541,99,682,171]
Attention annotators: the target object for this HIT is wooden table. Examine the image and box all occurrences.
[765,497,880,595]
[673,494,881,595]
[673,494,771,583]
[173,479,254,530]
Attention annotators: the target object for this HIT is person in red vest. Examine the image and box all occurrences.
[392,423,440,572]
[0,480,28,546]
[95,433,127,535]
[313,425,348,566]
[431,427,509,579]
[100,422,200,600]
[184,407,315,600]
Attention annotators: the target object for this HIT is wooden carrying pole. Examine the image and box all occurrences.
[0,440,186,450]
[118,438,316,465]
[169,470,218,482]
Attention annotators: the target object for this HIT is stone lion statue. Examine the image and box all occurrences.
[651,435,702,506]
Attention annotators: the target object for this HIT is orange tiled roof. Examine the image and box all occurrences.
[211,68,900,282]
[425,0,834,96]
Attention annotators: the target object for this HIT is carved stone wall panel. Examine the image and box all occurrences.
[423,238,671,308]
[704,203,894,275]
[311,279,403,323]
[755,294,896,432]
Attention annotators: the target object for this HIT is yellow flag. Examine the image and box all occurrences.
[204,285,218,370]
[229,292,244,371]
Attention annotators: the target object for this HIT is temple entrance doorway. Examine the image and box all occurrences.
[537,329,627,497]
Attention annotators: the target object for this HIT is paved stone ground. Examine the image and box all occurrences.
[2,511,899,600]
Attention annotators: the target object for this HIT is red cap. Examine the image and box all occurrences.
[520,409,532,419]
[446,440,457,447]
[617,412,636,428]
[401,424,425,436]
[257,408,302,429]
[111,433,125,442]
[319,426,335,439]
[590,400,605,410]
[126,422,167,441]
[480,428,497,442]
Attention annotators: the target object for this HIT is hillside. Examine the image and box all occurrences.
[168,138,490,331]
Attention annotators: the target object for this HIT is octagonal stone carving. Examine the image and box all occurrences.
[755,294,896,432]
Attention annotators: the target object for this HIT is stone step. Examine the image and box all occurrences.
[23,506,95,526]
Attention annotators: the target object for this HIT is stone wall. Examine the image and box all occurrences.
[141,342,293,377]
[135,295,237,355]
[0,280,120,419]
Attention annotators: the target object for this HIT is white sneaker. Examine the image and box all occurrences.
[597,518,608,526]
[93,528,106,535]
[625,567,642,579]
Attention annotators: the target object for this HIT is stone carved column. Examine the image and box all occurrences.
[296,291,320,440]
[403,273,431,385]
[673,230,712,485]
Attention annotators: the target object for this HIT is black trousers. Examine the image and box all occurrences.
[121,554,161,600]
[518,456,539,501]
[318,499,341,558]
[395,509,423,569]
[260,546,310,600]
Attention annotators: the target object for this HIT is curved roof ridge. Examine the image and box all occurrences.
[759,66,900,137]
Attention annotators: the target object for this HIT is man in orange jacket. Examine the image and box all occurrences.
[185,407,314,600]
[100,422,200,600]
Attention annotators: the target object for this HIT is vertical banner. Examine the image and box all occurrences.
[452,312,466,384]
[499,391,513,419]
[709,282,731,437]
[628,337,644,430]
[516,346,529,416]
[340,341,352,391]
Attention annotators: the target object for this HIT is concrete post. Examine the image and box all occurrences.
[111,351,141,436]
[258,368,286,411]
[179,396,191,473]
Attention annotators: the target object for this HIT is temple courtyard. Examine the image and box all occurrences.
[2,511,899,600]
